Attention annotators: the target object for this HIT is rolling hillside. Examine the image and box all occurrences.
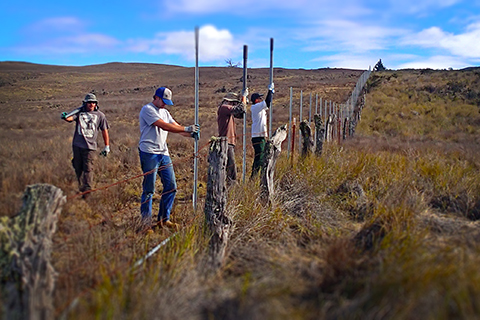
[1,62,480,319]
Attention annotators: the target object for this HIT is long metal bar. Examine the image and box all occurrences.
[309,92,312,124]
[268,38,274,137]
[299,90,303,154]
[193,26,199,212]
[132,234,174,269]
[242,45,248,183]
[287,87,292,159]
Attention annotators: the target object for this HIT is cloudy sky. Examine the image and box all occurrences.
[1,0,480,70]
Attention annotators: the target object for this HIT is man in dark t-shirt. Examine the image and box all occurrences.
[62,93,110,197]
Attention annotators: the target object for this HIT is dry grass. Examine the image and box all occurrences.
[2,64,480,319]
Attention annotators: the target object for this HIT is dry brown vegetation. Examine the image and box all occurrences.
[1,62,480,319]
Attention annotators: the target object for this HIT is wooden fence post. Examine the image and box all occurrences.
[299,120,314,157]
[314,114,325,156]
[1,184,65,320]
[343,117,349,140]
[337,116,342,144]
[260,125,288,204]
[326,114,335,143]
[204,137,231,271]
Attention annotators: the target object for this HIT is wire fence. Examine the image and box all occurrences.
[7,64,373,318]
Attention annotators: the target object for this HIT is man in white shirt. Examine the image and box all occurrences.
[250,83,274,177]
[138,87,199,229]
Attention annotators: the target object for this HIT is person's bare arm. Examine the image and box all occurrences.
[152,119,197,137]
[152,118,187,133]
[102,129,110,146]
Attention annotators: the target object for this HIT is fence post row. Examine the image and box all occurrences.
[284,68,371,157]
[0,67,372,318]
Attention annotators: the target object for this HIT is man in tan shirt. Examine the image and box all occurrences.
[217,90,247,184]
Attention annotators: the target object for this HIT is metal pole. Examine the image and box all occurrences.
[287,87,292,159]
[309,93,312,124]
[242,45,248,183]
[268,38,274,138]
[193,26,199,212]
[291,118,296,165]
[324,100,327,123]
[299,90,303,154]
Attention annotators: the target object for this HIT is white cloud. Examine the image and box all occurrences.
[315,53,377,69]
[27,17,83,33]
[14,16,119,55]
[404,23,480,58]
[163,0,233,14]
[127,25,239,62]
[13,33,120,55]
[300,19,406,54]
[161,0,371,18]
[387,0,461,14]
[395,55,471,69]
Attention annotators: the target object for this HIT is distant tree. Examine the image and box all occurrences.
[225,59,241,68]
[374,59,386,72]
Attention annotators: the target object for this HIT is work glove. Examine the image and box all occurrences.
[61,112,68,120]
[268,83,275,93]
[185,124,200,139]
[100,145,110,157]
[241,87,249,98]
[191,131,200,140]
[185,124,200,134]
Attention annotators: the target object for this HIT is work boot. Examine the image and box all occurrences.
[160,220,179,230]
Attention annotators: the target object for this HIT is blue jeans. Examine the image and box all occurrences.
[139,150,177,223]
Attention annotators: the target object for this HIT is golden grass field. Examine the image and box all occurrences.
[1,62,480,319]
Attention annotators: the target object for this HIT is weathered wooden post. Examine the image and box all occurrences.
[343,117,349,140]
[1,184,65,320]
[204,137,231,270]
[299,120,314,157]
[337,116,342,144]
[349,117,357,137]
[326,114,335,143]
[314,114,325,156]
[260,125,288,204]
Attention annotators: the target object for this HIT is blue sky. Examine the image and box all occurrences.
[1,0,480,70]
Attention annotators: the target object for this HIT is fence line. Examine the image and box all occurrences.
[282,67,372,152]
[5,65,373,319]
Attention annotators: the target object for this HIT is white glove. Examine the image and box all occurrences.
[242,87,249,98]
[185,124,200,133]
[100,145,110,157]
[268,83,275,93]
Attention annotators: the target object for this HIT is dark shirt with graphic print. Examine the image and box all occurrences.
[72,108,109,150]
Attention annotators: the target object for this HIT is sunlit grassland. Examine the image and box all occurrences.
[359,69,480,142]
[62,138,480,319]
[2,66,480,319]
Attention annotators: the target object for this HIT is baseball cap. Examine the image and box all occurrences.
[223,92,240,102]
[250,93,264,103]
[83,93,98,103]
[155,87,174,105]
